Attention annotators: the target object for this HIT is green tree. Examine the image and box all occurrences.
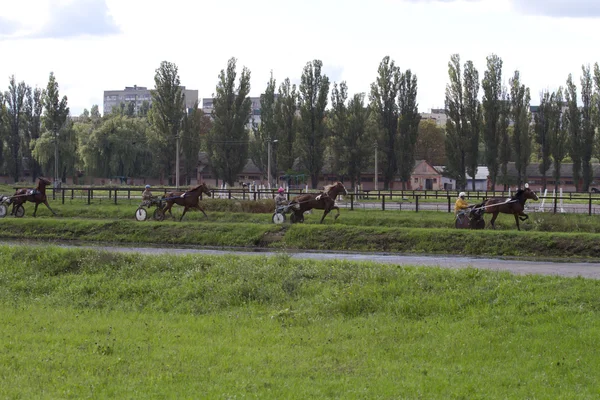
[5,76,28,182]
[274,78,298,172]
[138,101,150,118]
[509,70,531,188]
[181,103,211,185]
[594,63,600,161]
[534,90,553,190]
[328,81,349,176]
[444,54,468,189]
[0,93,6,172]
[32,120,78,182]
[550,88,568,195]
[482,54,503,188]
[126,101,136,117]
[77,115,151,179]
[206,57,252,186]
[23,86,45,181]
[463,61,482,191]
[90,104,101,120]
[397,69,421,189]
[580,65,595,191]
[37,72,69,182]
[345,93,370,188]
[369,56,400,189]
[147,61,185,185]
[297,59,330,189]
[565,73,581,191]
[415,119,446,166]
[249,74,277,182]
[498,88,512,189]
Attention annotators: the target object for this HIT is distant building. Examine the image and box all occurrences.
[420,108,448,127]
[103,85,199,115]
[202,95,278,128]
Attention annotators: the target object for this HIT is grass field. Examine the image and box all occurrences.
[1,245,600,398]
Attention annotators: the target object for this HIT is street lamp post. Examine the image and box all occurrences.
[267,138,278,189]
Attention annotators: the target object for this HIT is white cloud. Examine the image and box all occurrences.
[0,0,599,116]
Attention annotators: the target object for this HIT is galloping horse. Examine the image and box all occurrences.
[482,184,539,231]
[161,183,212,221]
[288,181,348,224]
[11,177,56,217]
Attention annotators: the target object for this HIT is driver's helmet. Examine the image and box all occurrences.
[459,192,466,199]
[278,187,285,193]
[145,184,151,189]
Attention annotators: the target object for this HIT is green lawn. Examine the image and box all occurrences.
[1,246,599,398]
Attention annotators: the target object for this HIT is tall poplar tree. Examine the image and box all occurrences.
[250,75,277,181]
[565,74,581,191]
[509,70,531,188]
[369,56,400,189]
[534,90,553,190]
[482,54,503,189]
[274,78,298,173]
[397,69,421,189]
[206,57,252,185]
[550,88,568,195]
[463,61,482,191]
[297,59,330,189]
[147,61,185,184]
[5,76,27,182]
[580,65,595,191]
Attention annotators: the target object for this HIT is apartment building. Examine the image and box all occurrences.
[103,85,199,115]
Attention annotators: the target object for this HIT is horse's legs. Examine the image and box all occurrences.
[163,202,174,219]
[43,200,56,215]
[332,205,340,220]
[514,214,521,231]
[519,212,528,222]
[489,212,499,229]
[199,205,208,218]
[320,209,331,224]
[33,203,39,217]
[179,206,188,222]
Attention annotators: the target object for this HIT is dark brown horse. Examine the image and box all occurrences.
[162,183,212,221]
[482,184,539,230]
[288,181,348,224]
[11,177,56,217]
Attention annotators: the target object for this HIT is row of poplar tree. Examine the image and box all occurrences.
[446,54,600,192]
[1,55,598,191]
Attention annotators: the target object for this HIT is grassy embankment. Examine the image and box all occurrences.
[2,197,600,258]
[1,245,600,398]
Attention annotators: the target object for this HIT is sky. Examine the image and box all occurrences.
[1,0,599,116]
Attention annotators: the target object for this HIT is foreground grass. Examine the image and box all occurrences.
[0,246,599,398]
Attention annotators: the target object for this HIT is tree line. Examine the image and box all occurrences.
[445,53,600,192]
[2,54,597,191]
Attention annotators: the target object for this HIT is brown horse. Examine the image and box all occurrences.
[482,184,539,231]
[161,183,212,221]
[11,177,56,217]
[288,181,348,224]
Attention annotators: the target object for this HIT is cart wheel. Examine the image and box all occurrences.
[153,208,165,221]
[135,207,148,221]
[272,212,285,224]
[14,204,25,218]
[0,204,7,218]
[472,219,486,230]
